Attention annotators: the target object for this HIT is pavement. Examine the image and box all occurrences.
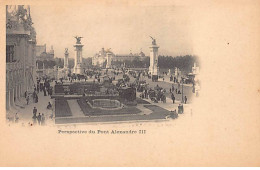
[139,75,195,104]
[7,89,55,127]
[7,69,194,126]
[67,100,85,117]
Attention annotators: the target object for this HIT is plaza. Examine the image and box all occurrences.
[5,5,200,126]
[6,66,196,126]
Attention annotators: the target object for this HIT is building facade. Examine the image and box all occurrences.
[35,44,54,61]
[6,5,37,111]
[92,48,146,67]
[35,45,55,77]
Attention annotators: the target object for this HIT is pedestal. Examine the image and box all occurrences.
[149,44,159,77]
[106,52,112,69]
[73,44,84,74]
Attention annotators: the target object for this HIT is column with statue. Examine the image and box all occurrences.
[106,49,112,69]
[73,36,84,74]
[149,36,159,82]
[64,48,69,79]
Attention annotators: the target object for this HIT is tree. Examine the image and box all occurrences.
[157,55,199,73]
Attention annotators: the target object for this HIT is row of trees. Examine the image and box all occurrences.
[158,55,199,73]
[111,57,150,68]
[111,55,199,73]
[36,55,199,73]
[36,57,93,69]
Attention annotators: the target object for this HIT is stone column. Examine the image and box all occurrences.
[106,52,112,69]
[73,44,84,74]
[64,48,69,69]
[149,40,159,81]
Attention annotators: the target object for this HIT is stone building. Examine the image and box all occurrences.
[6,5,37,111]
[92,48,146,67]
[35,45,55,77]
[35,44,54,61]
[92,48,107,67]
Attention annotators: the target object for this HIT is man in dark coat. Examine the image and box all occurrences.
[43,87,47,96]
[33,107,37,115]
[184,96,187,104]
[26,95,29,105]
[171,93,175,104]
[35,94,38,103]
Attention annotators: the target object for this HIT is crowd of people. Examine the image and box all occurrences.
[124,69,189,115]
[32,107,46,126]
[13,76,54,125]
[11,66,192,124]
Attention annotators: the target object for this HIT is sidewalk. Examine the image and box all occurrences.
[136,92,190,114]
[7,91,55,126]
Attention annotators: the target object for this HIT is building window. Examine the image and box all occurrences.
[6,45,15,63]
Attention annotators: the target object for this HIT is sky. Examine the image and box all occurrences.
[30,2,193,58]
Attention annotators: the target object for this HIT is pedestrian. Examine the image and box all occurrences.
[43,88,47,96]
[33,91,36,103]
[33,107,37,115]
[47,102,52,109]
[40,83,43,92]
[26,95,29,105]
[184,96,187,104]
[35,94,38,103]
[41,114,45,126]
[15,113,19,123]
[163,95,166,103]
[178,104,183,114]
[171,93,175,104]
[32,113,37,124]
[175,88,178,94]
[37,113,42,125]
[37,84,39,93]
[24,91,27,98]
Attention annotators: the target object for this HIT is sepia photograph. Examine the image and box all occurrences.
[1,0,260,167]
[5,4,200,126]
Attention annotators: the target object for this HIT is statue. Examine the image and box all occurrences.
[106,48,112,53]
[150,36,156,45]
[74,36,83,44]
[16,6,27,23]
[65,48,68,53]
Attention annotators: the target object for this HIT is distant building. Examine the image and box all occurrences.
[192,62,200,75]
[92,48,146,67]
[36,44,55,61]
[6,5,37,111]
[35,45,55,77]
[35,44,46,57]
[92,48,107,67]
